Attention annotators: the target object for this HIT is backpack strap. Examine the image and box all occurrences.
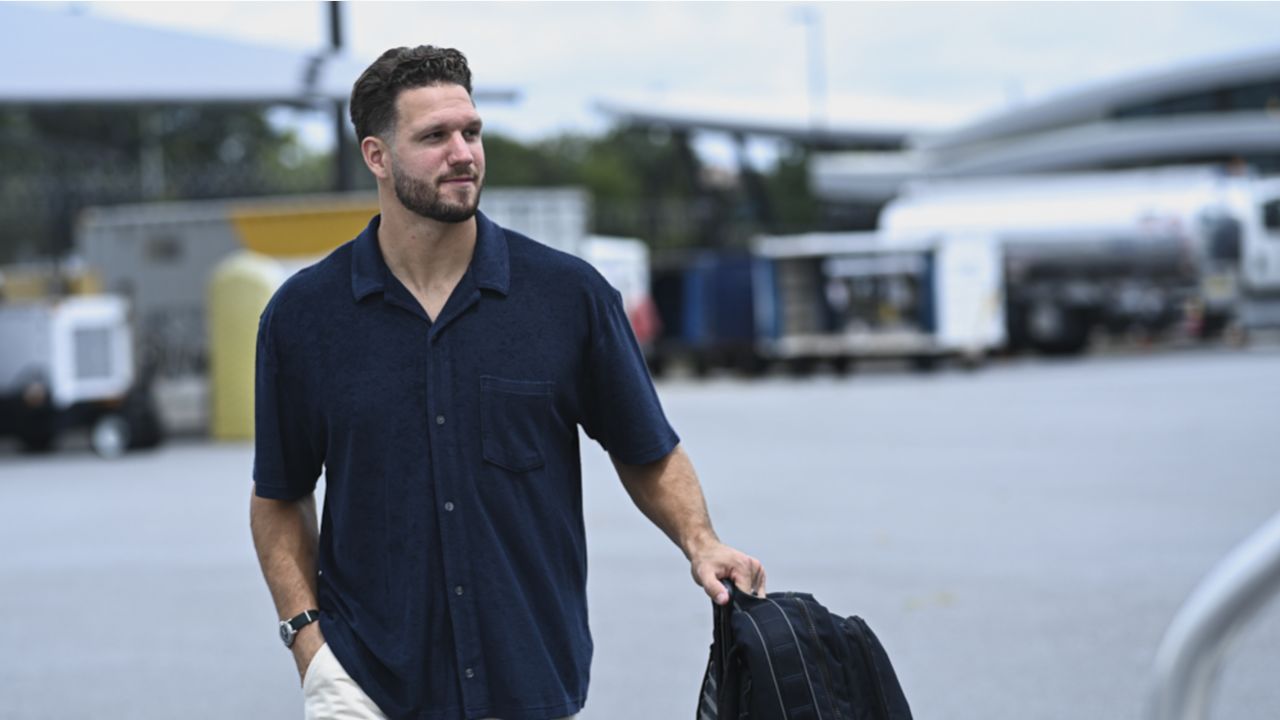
[730,587,825,720]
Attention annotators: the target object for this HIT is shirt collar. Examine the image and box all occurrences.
[350,210,510,302]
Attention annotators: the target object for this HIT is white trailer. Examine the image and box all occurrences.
[878,166,1280,353]
[0,295,161,455]
[752,231,1005,371]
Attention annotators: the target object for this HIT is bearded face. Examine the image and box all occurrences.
[391,158,484,224]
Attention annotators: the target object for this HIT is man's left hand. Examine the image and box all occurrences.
[690,541,766,605]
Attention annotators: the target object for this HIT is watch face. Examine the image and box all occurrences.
[279,622,295,647]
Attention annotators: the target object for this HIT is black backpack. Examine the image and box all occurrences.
[697,583,913,720]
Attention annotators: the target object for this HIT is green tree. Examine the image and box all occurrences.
[482,132,581,187]
[483,127,817,250]
[765,145,819,233]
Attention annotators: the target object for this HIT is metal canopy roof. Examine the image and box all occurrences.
[593,98,921,150]
[810,112,1280,202]
[921,45,1280,152]
[934,112,1280,175]
[1,4,516,106]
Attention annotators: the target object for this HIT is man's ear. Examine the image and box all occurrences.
[361,136,391,180]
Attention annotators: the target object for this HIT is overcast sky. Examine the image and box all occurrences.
[62,1,1280,155]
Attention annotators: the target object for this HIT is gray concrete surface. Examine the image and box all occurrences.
[2,347,1279,719]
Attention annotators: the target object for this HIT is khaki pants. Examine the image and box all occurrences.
[302,644,577,720]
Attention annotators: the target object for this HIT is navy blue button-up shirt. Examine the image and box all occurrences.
[253,212,679,720]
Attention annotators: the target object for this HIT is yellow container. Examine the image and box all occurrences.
[208,251,287,441]
[229,199,378,257]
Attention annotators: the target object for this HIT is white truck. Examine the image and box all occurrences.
[878,166,1280,354]
[0,295,162,455]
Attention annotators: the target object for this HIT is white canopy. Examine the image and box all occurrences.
[1,4,515,106]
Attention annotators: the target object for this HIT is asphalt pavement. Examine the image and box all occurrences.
[2,346,1279,719]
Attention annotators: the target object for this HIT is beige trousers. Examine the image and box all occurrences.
[302,643,577,720]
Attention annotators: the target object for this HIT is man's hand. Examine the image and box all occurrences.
[690,540,767,606]
[291,622,326,684]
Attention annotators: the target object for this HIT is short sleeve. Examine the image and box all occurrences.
[253,305,324,500]
[579,286,680,465]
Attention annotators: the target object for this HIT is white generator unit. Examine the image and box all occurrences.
[0,295,160,456]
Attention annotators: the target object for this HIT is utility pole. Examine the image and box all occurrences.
[329,1,352,192]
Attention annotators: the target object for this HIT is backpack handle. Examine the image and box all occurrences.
[714,579,735,666]
[702,580,739,720]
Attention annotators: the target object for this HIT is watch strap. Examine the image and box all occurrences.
[285,609,321,631]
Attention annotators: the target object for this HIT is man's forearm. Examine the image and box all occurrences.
[250,489,324,676]
[613,444,719,559]
[614,444,766,603]
[250,490,321,616]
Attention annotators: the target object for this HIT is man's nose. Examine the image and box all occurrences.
[446,132,475,166]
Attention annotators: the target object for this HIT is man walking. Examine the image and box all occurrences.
[250,45,764,720]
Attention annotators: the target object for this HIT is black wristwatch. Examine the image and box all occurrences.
[279,609,321,649]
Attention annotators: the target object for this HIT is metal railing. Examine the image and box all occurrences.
[1148,509,1280,720]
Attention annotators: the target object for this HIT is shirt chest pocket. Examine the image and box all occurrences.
[480,376,554,473]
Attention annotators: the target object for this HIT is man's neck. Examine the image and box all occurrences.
[376,200,478,320]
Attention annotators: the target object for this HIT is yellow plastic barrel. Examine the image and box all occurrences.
[208,251,287,441]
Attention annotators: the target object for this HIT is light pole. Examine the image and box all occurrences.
[792,4,827,134]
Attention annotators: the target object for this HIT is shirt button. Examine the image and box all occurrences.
[444,501,455,512]
[435,415,445,425]
[455,585,465,596]
[464,668,475,679]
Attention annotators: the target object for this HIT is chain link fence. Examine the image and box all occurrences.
[0,105,361,264]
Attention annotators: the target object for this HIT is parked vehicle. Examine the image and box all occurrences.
[878,166,1280,354]
[0,295,162,456]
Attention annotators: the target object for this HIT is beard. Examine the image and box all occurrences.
[393,167,483,224]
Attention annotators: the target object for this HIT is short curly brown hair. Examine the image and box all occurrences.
[349,45,473,142]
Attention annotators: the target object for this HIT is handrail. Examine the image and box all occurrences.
[1148,510,1280,720]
